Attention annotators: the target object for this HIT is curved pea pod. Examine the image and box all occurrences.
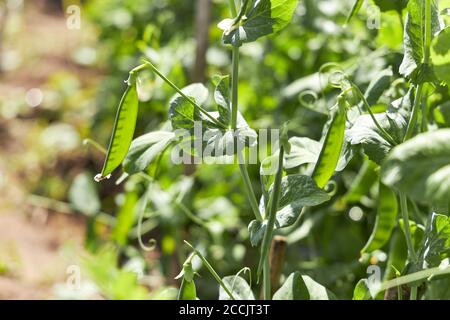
[96,81,139,181]
[312,96,347,188]
[361,182,398,254]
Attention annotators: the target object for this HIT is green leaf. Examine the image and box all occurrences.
[352,279,370,300]
[347,89,413,164]
[99,83,139,178]
[373,0,408,13]
[312,97,348,188]
[431,26,450,85]
[361,183,398,254]
[415,213,450,269]
[112,191,138,245]
[381,129,450,206]
[221,0,298,46]
[68,172,101,216]
[219,276,255,300]
[213,75,231,125]
[364,67,394,107]
[169,83,209,130]
[250,174,330,246]
[285,136,354,172]
[123,131,175,174]
[273,272,337,300]
[399,0,441,80]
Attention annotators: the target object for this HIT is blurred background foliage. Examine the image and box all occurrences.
[0,0,449,299]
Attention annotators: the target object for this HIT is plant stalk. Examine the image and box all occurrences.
[399,193,417,264]
[231,45,240,129]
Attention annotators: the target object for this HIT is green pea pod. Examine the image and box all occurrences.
[361,182,398,254]
[177,278,197,300]
[312,96,347,188]
[97,81,139,180]
[342,159,378,204]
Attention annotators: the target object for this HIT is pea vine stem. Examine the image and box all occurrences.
[258,147,285,299]
[399,193,417,264]
[404,0,432,141]
[142,60,226,129]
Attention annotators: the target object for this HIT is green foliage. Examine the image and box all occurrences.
[273,272,337,300]
[431,27,450,85]
[69,172,101,216]
[219,276,255,300]
[381,129,450,207]
[220,0,299,46]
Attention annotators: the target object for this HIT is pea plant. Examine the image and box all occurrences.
[94,0,450,300]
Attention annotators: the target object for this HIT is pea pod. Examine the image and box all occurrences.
[312,96,347,188]
[361,182,398,254]
[96,79,139,180]
[342,159,377,204]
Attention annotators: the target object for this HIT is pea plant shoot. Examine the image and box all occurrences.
[93,0,450,300]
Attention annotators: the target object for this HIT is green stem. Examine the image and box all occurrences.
[184,241,236,300]
[263,255,271,300]
[143,60,226,129]
[404,84,424,141]
[231,46,240,129]
[351,82,398,146]
[399,193,417,263]
[239,163,263,221]
[228,0,237,16]
[410,286,418,300]
[423,0,432,65]
[258,147,284,282]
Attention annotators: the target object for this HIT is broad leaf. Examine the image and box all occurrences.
[352,279,370,300]
[285,136,354,172]
[399,0,442,80]
[219,276,255,300]
[249,175,330,246]
[169,83,208,130]
[381,129,450,206]
[347,89,413,164]
[123,131,175,174]
[431,26,450,85]
[213,75,231,125]
[415,213,450,269]
[69,172,101,216]
[220,0,298,46]
[373,0,408,12]
[273,272,337,300]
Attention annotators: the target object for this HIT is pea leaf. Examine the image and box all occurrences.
[381,129,450,206]
[347,89,413,164]
[213,75,231,125]
[431,26,450,85]
[284,136,354,172]
[373,0,408,13]
[399,0,442,80]
[219,276,255,300]
[352,279,370,300]
[68,172,101,217]
[250,174,330,246]
[415,213,450,269]
[273,272,337,300]
[99,83,139,178]
[361,183,398,254]
[220,0,298,46]
[169,83,209,130]
[123,131,176,174]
